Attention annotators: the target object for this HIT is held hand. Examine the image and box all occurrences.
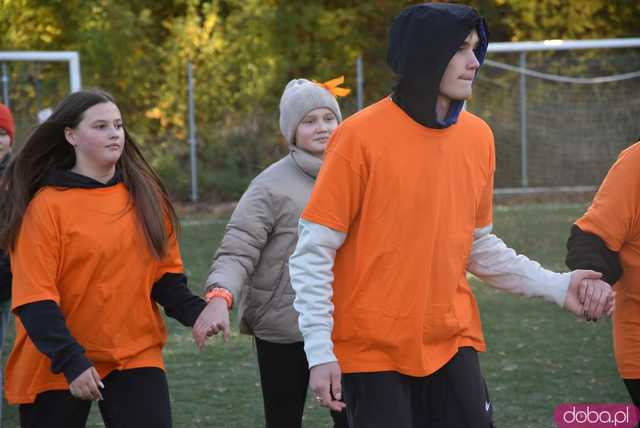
[192,297,230,351]
[564,269,605,320]
[69,367,104,401]
[579,278,615,320]
[309,362,346,412]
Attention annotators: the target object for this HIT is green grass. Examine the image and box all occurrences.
[1,203,627,427]
[478,203,626,427]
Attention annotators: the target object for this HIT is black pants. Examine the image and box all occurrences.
[255,337,348,428]
[19,367,172,428]
[623,379,640,428]
[342,347,494,428]
[624,378,640,407]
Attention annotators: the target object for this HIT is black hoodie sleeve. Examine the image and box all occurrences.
[15,301,93,384]
[566,224,622,285]
[151,273,207,327]
[0,250,12,301]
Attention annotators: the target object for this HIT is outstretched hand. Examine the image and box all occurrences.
[564,270,613,320]
[192,298,231,350]
[579,278,615,320]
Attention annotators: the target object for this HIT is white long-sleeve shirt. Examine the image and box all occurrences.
[289,219,570,368]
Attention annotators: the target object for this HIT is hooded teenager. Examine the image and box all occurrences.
[288,4,614,427]
[0,89,209,428]
[193,78,349,428]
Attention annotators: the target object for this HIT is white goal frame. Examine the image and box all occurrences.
[0,51,82,95]
[483,38,640,195]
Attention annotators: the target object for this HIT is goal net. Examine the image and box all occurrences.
[467,40,640,193]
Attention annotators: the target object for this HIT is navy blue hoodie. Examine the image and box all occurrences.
[387,3,488,129]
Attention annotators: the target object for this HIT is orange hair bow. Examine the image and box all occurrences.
[313,76,351,97]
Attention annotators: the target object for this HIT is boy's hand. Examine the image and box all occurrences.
[579,278,615,320]
[565,270,612,320]
[309,361,346,412]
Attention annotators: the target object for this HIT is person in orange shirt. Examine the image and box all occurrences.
[289,4,614,428]
[566,139,640,407]
[0,89,214,428]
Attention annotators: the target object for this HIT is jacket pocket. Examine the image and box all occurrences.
[248,261,289,329]
[274,262,295,312]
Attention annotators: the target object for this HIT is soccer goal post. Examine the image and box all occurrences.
[0,51,82,105]
[0,50,82,138]
[468,38,640,195]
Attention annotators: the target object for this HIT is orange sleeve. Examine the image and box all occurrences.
[576,143,640,252]
[301,126,367,233]
[475,131,495,228]
[11,193,62,310]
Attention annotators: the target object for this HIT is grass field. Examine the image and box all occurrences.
[1,203,628,427]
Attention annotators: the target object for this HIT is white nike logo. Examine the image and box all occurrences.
[485,401,491,412]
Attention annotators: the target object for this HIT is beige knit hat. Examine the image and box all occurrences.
[278,77,349,144]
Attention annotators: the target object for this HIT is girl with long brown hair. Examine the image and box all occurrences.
[0,89,207,428]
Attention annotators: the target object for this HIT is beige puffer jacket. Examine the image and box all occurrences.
[204,146,321,343]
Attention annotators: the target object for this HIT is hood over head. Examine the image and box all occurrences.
[387,3,488,129]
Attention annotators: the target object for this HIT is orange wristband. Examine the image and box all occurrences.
[205,287,233,309]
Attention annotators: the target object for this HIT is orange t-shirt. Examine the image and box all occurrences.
[575,142,640,379]
[302,97,495,376]
[5,183,183,404]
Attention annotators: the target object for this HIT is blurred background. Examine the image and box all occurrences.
[1,2,639,426]
[1,0,639,204]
